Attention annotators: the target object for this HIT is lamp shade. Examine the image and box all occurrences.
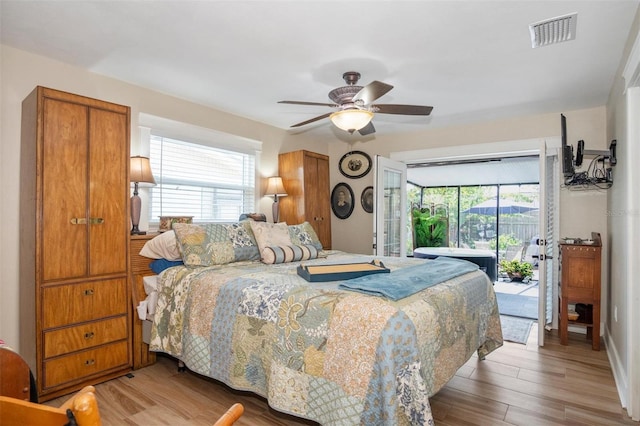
[130,156,156,184]
[329,109,374,133]
[265,176,287,197]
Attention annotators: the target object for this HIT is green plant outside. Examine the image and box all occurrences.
[489,234,521,251]
[499,259,533,279]
[412,208,447,247]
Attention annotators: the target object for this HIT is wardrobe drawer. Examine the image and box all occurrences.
[43,316,128,358]
[42,340,129,390]
[42,278,127,329]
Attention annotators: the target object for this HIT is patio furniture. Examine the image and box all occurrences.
[413,247,497,282]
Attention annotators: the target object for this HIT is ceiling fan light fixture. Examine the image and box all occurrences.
[329,109,374,133]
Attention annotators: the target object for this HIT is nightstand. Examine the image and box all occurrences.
[130,233,159,368]
[559,232,602,351]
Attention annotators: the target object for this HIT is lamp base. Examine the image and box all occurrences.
[272,200,279,223]
[130,193,145,235]
[131,225,146,235]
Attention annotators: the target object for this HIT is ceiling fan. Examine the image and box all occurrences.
[278,71,433,135]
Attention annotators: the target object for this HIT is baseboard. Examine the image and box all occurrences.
[604,327,628,410]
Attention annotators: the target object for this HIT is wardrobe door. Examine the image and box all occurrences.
[279,150,331,249]
[304,153,331,249]
[88,108,128,276]
[41,98,88,281]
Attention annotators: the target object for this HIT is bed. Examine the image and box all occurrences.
[141,221,503,426]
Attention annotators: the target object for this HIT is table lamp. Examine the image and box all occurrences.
[130,156,156,235]
[265,176,287,223]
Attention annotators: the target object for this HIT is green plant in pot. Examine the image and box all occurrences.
[499,259,533,281]
[412,208,447,248]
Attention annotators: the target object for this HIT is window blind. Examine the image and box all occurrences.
[148,135,255,222]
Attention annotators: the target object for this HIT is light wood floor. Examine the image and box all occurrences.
[46,326,635,425]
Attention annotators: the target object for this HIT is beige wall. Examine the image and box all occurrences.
[604,6,640,416]
[0,45,325,350]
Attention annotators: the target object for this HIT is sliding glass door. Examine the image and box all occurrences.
[409,184,539,266]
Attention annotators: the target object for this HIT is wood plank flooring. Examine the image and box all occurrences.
[46,326,635,425]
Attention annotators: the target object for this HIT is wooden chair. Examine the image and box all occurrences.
[0,385,101,426]
[0,346,32,401]
[213,402,244,426]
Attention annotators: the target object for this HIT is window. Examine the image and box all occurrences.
[148,135,256,223]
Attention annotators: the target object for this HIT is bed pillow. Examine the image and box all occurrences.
[139,230,182,261]
[261,244,319,264]
[249,221,292,257]
[288,221,323,251]
[149,259,184,274]
[172,221,260,267]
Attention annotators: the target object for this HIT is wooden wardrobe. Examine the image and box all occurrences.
[278,150,331,249]
[19,87,132,401]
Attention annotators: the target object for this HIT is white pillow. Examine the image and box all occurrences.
[249,221,292,258]
[139,231,182,261]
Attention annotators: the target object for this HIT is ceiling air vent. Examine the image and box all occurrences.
[529,12,577,48]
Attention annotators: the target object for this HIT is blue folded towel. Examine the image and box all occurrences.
[338,256,479,300]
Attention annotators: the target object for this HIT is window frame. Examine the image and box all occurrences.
[137,113,262,228]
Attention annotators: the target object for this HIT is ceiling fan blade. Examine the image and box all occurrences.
[290,112,332,128]
[279,100,337,107]
[374,104,433,116]
[353,81,394,105]
[358,121,376,136]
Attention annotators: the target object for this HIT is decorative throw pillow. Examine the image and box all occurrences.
[149,259,184,274]
[226,221,261,261]
[249,221,293,258]
[261,244,319,264]
[288,222,323,251]
[139,230,182,261]
[172,222,260,267]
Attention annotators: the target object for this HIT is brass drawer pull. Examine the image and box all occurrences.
[84,332,94,340]
[84,289,94,296]
[70,218,103,224]
[84,359,95,366]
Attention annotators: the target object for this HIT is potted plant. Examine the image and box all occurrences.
[412,207,448,248]
[499,259,533,281]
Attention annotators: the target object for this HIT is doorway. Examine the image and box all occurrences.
[393,139,561,346]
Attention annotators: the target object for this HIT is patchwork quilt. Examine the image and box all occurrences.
[150,251,503,425]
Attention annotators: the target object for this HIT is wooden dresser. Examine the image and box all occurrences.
[19,87,132,400]
[130,234,158,369]
[278,150,332,249]
[558,232,602,350]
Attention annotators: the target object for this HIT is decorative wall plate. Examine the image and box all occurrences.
[338,151,372,179]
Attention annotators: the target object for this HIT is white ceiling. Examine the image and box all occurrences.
[2,1,639,139]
